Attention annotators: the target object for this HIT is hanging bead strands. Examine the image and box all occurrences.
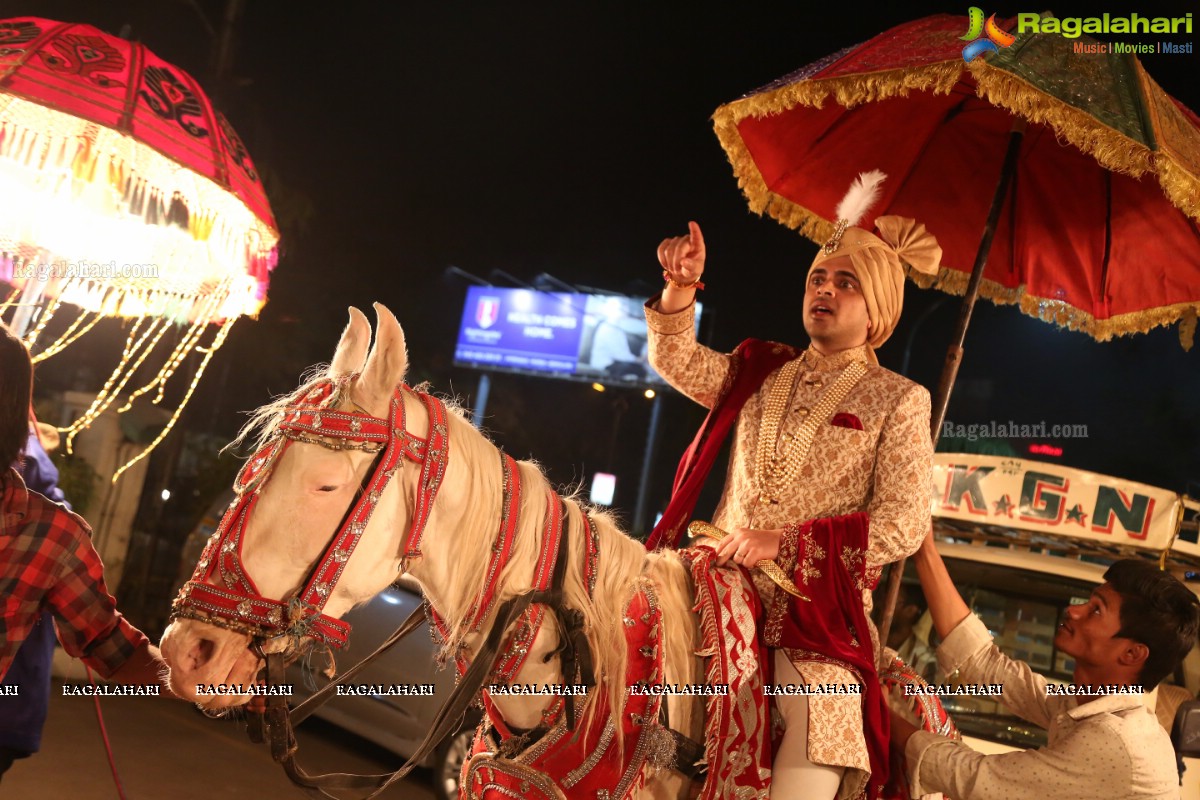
[21,292,62,348]
[30,307,104,364]
[111,314,236,483]
[60,314,172,452]
[118,280,233,411]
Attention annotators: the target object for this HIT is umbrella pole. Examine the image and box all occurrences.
[876,118,1026,653]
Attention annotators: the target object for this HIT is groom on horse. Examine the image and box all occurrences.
[645,171,940,800]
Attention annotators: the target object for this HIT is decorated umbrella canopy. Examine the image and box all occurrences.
[710,12,1200,640]
[715,13,1200,346]
[0,16,278,478]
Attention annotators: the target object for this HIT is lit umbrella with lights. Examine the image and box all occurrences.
[0,16,278,478]
[710,12,1200,645]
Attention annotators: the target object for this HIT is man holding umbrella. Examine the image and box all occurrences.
[645,172,941,799]
[890,533,1194,798]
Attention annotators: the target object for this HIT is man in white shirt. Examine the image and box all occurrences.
[890,534,1199,799]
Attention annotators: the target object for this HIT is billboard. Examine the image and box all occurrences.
[453,287,700,386]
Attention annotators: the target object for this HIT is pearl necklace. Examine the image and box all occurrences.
[754,353,867,507]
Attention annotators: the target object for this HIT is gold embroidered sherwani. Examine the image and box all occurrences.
[645,299,933,799]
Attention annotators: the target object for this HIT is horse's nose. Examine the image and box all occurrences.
[181,635,216,672]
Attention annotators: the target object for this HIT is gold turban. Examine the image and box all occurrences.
[807,215,942,359]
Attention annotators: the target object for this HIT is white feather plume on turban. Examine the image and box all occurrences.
[808,172,942,358]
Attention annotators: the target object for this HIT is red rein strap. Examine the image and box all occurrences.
[467,452,523,631]
[172,381,451,649]
[429,451,523,668]
[490,492,563,683]
[85,664,129,800]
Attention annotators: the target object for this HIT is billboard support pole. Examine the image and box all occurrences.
[634,393,664,537]
[471,372,491,431]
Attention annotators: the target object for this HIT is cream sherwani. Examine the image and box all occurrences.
[646,299,933,799]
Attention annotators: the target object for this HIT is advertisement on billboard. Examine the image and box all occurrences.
[453,287,700,386]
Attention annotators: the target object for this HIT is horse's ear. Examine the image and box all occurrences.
[329,307,371,377]
[359,303,408,409]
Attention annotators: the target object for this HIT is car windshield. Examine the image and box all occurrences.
[917,555,1094,749]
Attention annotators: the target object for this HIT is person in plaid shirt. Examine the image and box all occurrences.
[0,422,74,777]
[1,323,171,707]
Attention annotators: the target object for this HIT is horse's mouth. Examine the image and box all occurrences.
[190,681,260,704]
[197,700,249,718]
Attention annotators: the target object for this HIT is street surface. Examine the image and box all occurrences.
[2,680,438,799]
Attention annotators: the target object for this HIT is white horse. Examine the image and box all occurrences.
[160,304,758,798]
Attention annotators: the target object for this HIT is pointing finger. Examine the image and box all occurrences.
[687,221,705,257]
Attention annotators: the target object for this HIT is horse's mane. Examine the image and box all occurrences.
[226,366,477,455]
[434,405,664,741]
[400,384,696,744]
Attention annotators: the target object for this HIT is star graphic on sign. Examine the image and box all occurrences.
[1066,504,1088,526]
[993,494,1014,518]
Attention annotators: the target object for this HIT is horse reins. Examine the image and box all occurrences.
[170,377,597,799]
[255,494,596,799]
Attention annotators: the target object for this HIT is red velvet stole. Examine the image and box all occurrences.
[774,512,889,800]
[645,338,797,551]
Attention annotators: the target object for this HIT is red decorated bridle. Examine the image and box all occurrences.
[171,376,450,650]
[170,373,601,799]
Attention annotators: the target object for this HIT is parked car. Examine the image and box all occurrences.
[285,576,477,800]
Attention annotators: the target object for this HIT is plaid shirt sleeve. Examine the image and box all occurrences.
[4,474,148,679]
[45,513,148,678]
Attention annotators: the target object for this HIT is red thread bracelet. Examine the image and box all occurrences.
[662,271,704,291]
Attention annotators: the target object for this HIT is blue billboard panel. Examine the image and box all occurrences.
[455,288,585,375]
[453,287,700,386]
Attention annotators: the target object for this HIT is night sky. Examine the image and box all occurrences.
[12,1,1200,531]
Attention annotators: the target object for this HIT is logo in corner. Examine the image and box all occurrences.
[961,7,1017,62]
[475,295,500,329]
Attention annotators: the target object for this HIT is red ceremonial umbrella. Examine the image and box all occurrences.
[710,12,1200,640]
[715,13,1200,354]
[0,16,279,476]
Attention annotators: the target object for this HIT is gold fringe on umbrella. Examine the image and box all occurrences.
[715,61,962,123]
[713,49,1200,225]
[968,63,1152,179]
[712,61,963,231]
[904,264,1200,349]
[969,61,1200,222]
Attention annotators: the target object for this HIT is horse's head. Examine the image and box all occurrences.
[160,303,429,707]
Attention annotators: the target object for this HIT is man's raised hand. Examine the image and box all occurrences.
[657,221,706,288]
